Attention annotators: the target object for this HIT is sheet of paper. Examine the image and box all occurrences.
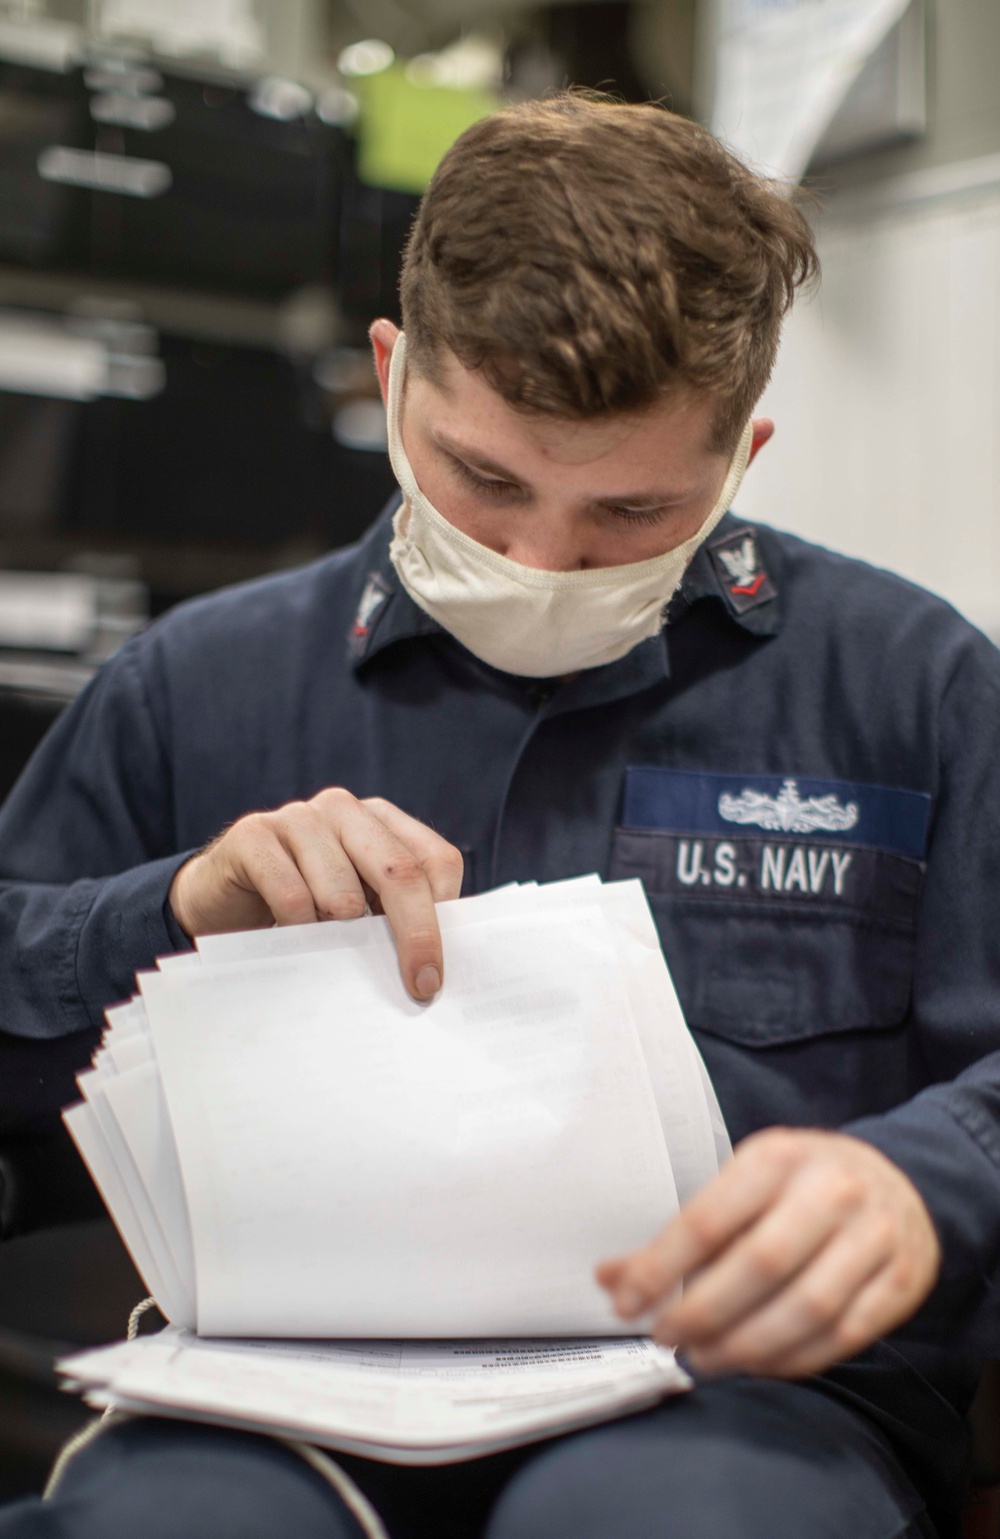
[184,877,725,1197]
[63,1102,180,1321]
[105,1032,154,1075]
[709,0,913,181]
[140,908,677,1337]
[101,1063,196,1313]
[77,1069,195,1328]
[193,883,536,967]
[156,951,203,973]
[104,999,148,1038]
[508,877,727,1199]
[61,1329,690,1463]
[600,881,730,1196]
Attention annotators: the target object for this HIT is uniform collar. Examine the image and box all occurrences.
[671,512,784,637]
[346,499,440,668]
[346,501,782,682]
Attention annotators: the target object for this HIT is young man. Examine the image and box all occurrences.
[0,93,997,1539]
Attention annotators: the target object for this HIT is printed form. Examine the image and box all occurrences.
[61,877,722,1458]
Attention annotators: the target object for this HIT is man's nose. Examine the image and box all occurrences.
[499,522,589,572]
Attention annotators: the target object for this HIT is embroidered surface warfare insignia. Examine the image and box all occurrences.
[708,527,776,615]
[349,571,390,656]
[622,767,932,861]
[718,778,859,835]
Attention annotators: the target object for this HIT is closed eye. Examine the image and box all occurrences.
[449,456,522,500]
[606,505,671,527]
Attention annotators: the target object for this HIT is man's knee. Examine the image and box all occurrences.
[2,1419,367,1539]
[484,1383,927,1539]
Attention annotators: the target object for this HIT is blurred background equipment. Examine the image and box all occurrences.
[0,0,697,779]
[0,0,998,1517]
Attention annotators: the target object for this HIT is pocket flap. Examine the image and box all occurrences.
[610,827,924,1046]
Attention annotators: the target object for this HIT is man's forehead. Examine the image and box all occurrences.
[413,346,720,470]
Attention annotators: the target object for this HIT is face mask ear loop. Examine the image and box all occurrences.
[664,418,756,577]
[715,421,754,525]
[387,333,422,508]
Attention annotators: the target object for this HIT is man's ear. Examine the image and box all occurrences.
[748,418,775,465]
[369,319,401,408]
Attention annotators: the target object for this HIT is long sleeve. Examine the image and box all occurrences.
[0,640,193,1108]
[846,632,1000,1354]
[0,638,198,1232]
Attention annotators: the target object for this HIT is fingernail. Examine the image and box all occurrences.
[414,964,441,999]
[614,1287,646,1318]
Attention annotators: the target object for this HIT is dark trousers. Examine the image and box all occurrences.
[0,1377,936,1539]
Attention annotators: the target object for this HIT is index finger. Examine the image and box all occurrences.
[317,792,444,1000]
[598,1140,795,1318]
[362,799,464,903]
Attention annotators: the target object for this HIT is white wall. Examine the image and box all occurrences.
[737,159,1000,639]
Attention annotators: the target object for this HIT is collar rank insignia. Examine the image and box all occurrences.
[708,527,776,615]
[349,571,390,656]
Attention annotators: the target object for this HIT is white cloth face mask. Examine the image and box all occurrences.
[387,333,753,678]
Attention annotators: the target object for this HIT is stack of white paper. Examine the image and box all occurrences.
[62,1331,690,1464]
[60,875,727,1459]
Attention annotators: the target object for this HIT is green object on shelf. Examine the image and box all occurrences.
[355,65,496,194]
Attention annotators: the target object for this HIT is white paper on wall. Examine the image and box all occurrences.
[709,0,915,182]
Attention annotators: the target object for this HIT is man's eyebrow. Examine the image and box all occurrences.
[433,431,526,485]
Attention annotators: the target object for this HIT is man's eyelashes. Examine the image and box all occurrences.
[448,454,671,526]
[450,457,521,499]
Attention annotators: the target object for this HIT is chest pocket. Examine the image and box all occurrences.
[611,769,931,1047]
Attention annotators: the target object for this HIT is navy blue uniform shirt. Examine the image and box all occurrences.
[2,501,1000,1526]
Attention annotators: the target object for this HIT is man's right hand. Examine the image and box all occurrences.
[168,790,463,1000]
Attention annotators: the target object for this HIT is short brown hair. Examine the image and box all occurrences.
[400,92,818,450]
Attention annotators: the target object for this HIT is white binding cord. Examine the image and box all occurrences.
[125,1296,160,1341]
[42,1409,129,1500]
[282,1440,391,1539]
[43,1297,159,1499]
[44,1297,390,1538]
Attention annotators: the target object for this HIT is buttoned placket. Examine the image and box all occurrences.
[347,503,783,895]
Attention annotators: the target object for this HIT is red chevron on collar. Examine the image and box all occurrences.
[708,527,777,616]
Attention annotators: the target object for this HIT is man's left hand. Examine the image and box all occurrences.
[596,1128,942,1379]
